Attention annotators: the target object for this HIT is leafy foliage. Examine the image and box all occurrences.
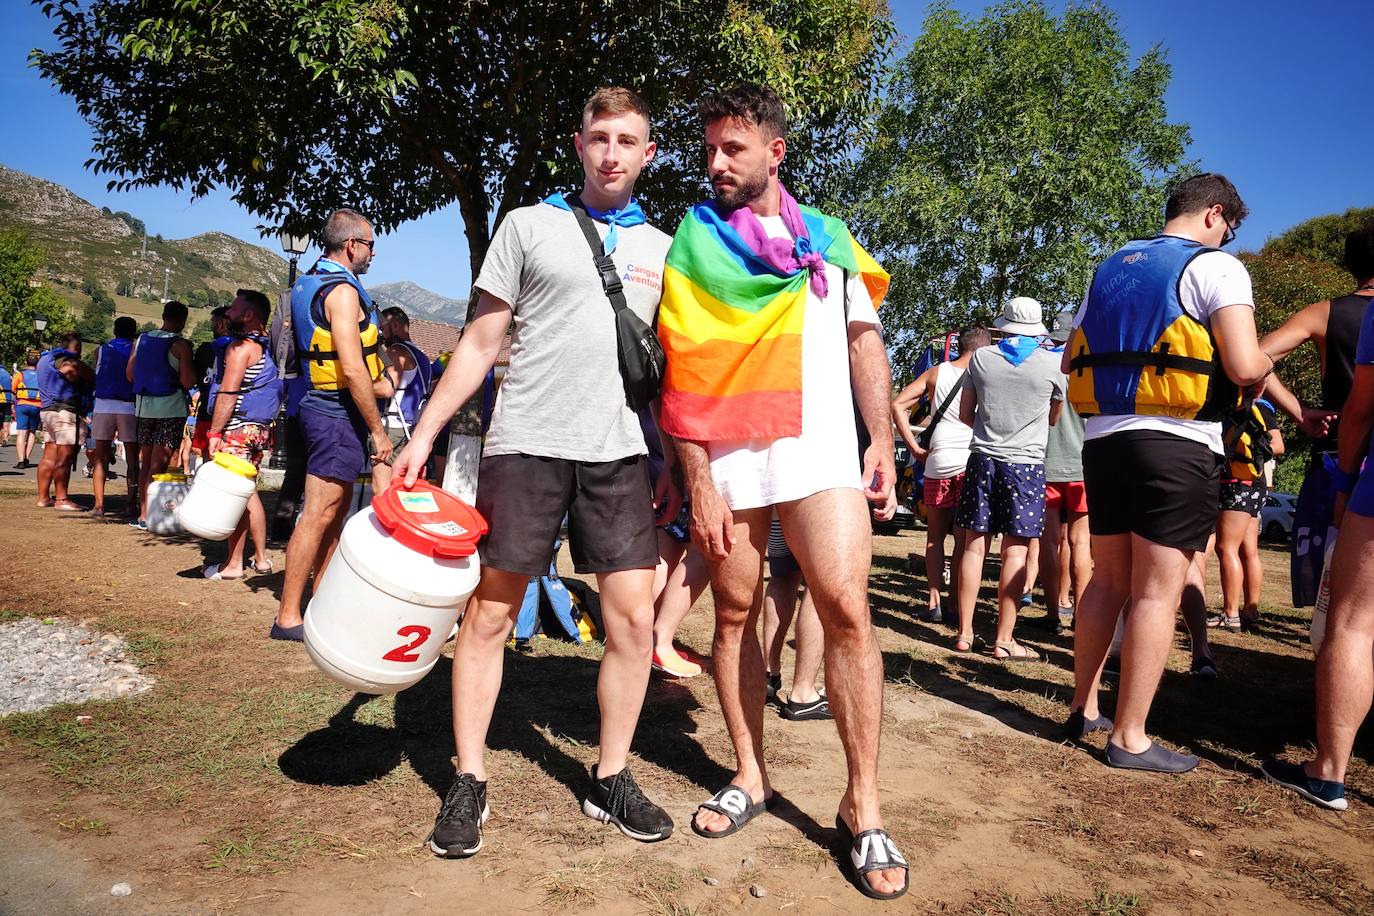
[841,0,1190,378]
[0,228,67,365]
[33,0,895,277]
[1260,207,1374,267]
[1243,212,1370,490]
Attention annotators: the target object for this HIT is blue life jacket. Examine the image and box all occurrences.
[94,337,136,402]
[1067,235,1236,421]
[37,348,82,410]
[289,259,384,391]
[391,339,433,425]
[209,334,284,425]
[132,332,184,397]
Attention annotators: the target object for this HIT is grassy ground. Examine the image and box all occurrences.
[0,477,1370,914]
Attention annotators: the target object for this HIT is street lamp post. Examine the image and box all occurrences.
[267,229,311,529]
[33,314,49,352]
[278,230,309,286]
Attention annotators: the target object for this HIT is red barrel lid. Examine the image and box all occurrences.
[370,481,488,558]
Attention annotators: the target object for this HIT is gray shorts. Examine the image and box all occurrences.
[91,411,137,443]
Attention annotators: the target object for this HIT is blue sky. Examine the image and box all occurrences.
[1,0,1370,299]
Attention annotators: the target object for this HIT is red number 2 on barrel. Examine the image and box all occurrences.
[382,625,432,663]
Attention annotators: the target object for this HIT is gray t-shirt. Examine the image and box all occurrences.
[475,202,670,461]
[1044,400,1085,482]
[967,342,1066,464]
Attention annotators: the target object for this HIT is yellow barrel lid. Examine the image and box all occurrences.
[214,452,259,478]
[152,472,186,482]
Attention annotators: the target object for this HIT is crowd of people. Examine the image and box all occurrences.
[9,82,1373,899]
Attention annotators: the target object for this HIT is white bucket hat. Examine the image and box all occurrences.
[993,296,1048,337]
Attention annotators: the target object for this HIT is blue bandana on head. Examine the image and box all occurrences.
[544,192,646,255]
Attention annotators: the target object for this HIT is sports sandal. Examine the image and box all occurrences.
[1206,613,1241,632]
[993,640,1041,662]
[690,784,769,839]
[835,813,909,901]
[953,635,983,653]
[779,692,832,721]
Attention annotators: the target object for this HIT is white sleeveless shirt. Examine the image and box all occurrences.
[925,361,974,480]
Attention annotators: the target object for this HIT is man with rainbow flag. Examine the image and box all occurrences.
[657,85,908,901]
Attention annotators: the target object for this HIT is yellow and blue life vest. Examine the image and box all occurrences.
[1068,235,1236,422]
[15,368,41,407]
[289,258,384,391]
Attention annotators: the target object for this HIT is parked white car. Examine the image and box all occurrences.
[1260,491,1298,542]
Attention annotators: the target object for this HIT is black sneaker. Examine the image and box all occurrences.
[582,765,673,842]
[428,772,490,858]
[765,672,782,704]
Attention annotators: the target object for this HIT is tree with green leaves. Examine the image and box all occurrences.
[0,228,66,365]
[1242,207,1374,493]
[34,0,894,278]
[842,0,1190,378]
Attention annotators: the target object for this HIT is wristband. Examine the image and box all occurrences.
[1331,465,1359,495]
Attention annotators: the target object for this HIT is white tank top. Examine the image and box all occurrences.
[925,361,974,480]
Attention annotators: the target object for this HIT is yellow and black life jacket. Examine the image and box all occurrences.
[289,258,384,391]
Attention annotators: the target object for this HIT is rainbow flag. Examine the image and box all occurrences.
[657,201,888,441]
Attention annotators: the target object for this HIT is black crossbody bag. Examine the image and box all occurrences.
[568,201,666,412]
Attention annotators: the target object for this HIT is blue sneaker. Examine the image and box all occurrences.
[1260,758,1347,811]
[1020,592,1033,608]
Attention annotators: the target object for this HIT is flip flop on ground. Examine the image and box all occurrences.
[835,813,909,900]
[690,785,770,839]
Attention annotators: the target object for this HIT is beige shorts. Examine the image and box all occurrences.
[91,411,138,443]
[40,409,79,446]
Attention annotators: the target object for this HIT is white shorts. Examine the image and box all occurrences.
[91,411,138,443]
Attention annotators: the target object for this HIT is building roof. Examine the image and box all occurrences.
[406,316,511,367]
[408,317,464,360]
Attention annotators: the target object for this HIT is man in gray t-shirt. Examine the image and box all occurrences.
[393,87,674,857]
[951,297,1066,660]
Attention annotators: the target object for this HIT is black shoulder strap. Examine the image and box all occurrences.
[567,198,630,316]
[927,368,967,430]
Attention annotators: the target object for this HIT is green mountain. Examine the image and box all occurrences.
[0,164,287,298]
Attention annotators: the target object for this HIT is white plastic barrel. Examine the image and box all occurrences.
[177,452,258,540]
[146,473,189,535]
[304,481,487,695]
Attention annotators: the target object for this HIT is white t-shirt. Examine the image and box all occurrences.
[925,361,973,480]
[707,215,881,510]
[1073,248,1254,455]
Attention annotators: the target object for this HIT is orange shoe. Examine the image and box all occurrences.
[652,648,702,678]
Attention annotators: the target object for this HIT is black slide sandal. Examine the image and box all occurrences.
[835,814,910,900]
[690,785,769,839]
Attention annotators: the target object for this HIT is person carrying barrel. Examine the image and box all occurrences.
[273,209,393,641]
[201,289,283,580]
[392,86,676,858]
[127,300,198,527]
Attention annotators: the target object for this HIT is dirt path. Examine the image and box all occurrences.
[1,479,1371,915]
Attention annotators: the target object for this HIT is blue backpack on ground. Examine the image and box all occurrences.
[511,540,601,645]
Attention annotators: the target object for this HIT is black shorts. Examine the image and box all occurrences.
[1082,430,1222,552]
[1220,477,1266,517]
[475,452,658,577]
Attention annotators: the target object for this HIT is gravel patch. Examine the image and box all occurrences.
[0,617,154,715]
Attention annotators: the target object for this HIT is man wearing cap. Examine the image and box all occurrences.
[953,297,1065,660]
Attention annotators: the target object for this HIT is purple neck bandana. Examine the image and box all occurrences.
[722,183,828,298]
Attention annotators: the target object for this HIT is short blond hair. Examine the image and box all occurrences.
[581,86,651,133]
